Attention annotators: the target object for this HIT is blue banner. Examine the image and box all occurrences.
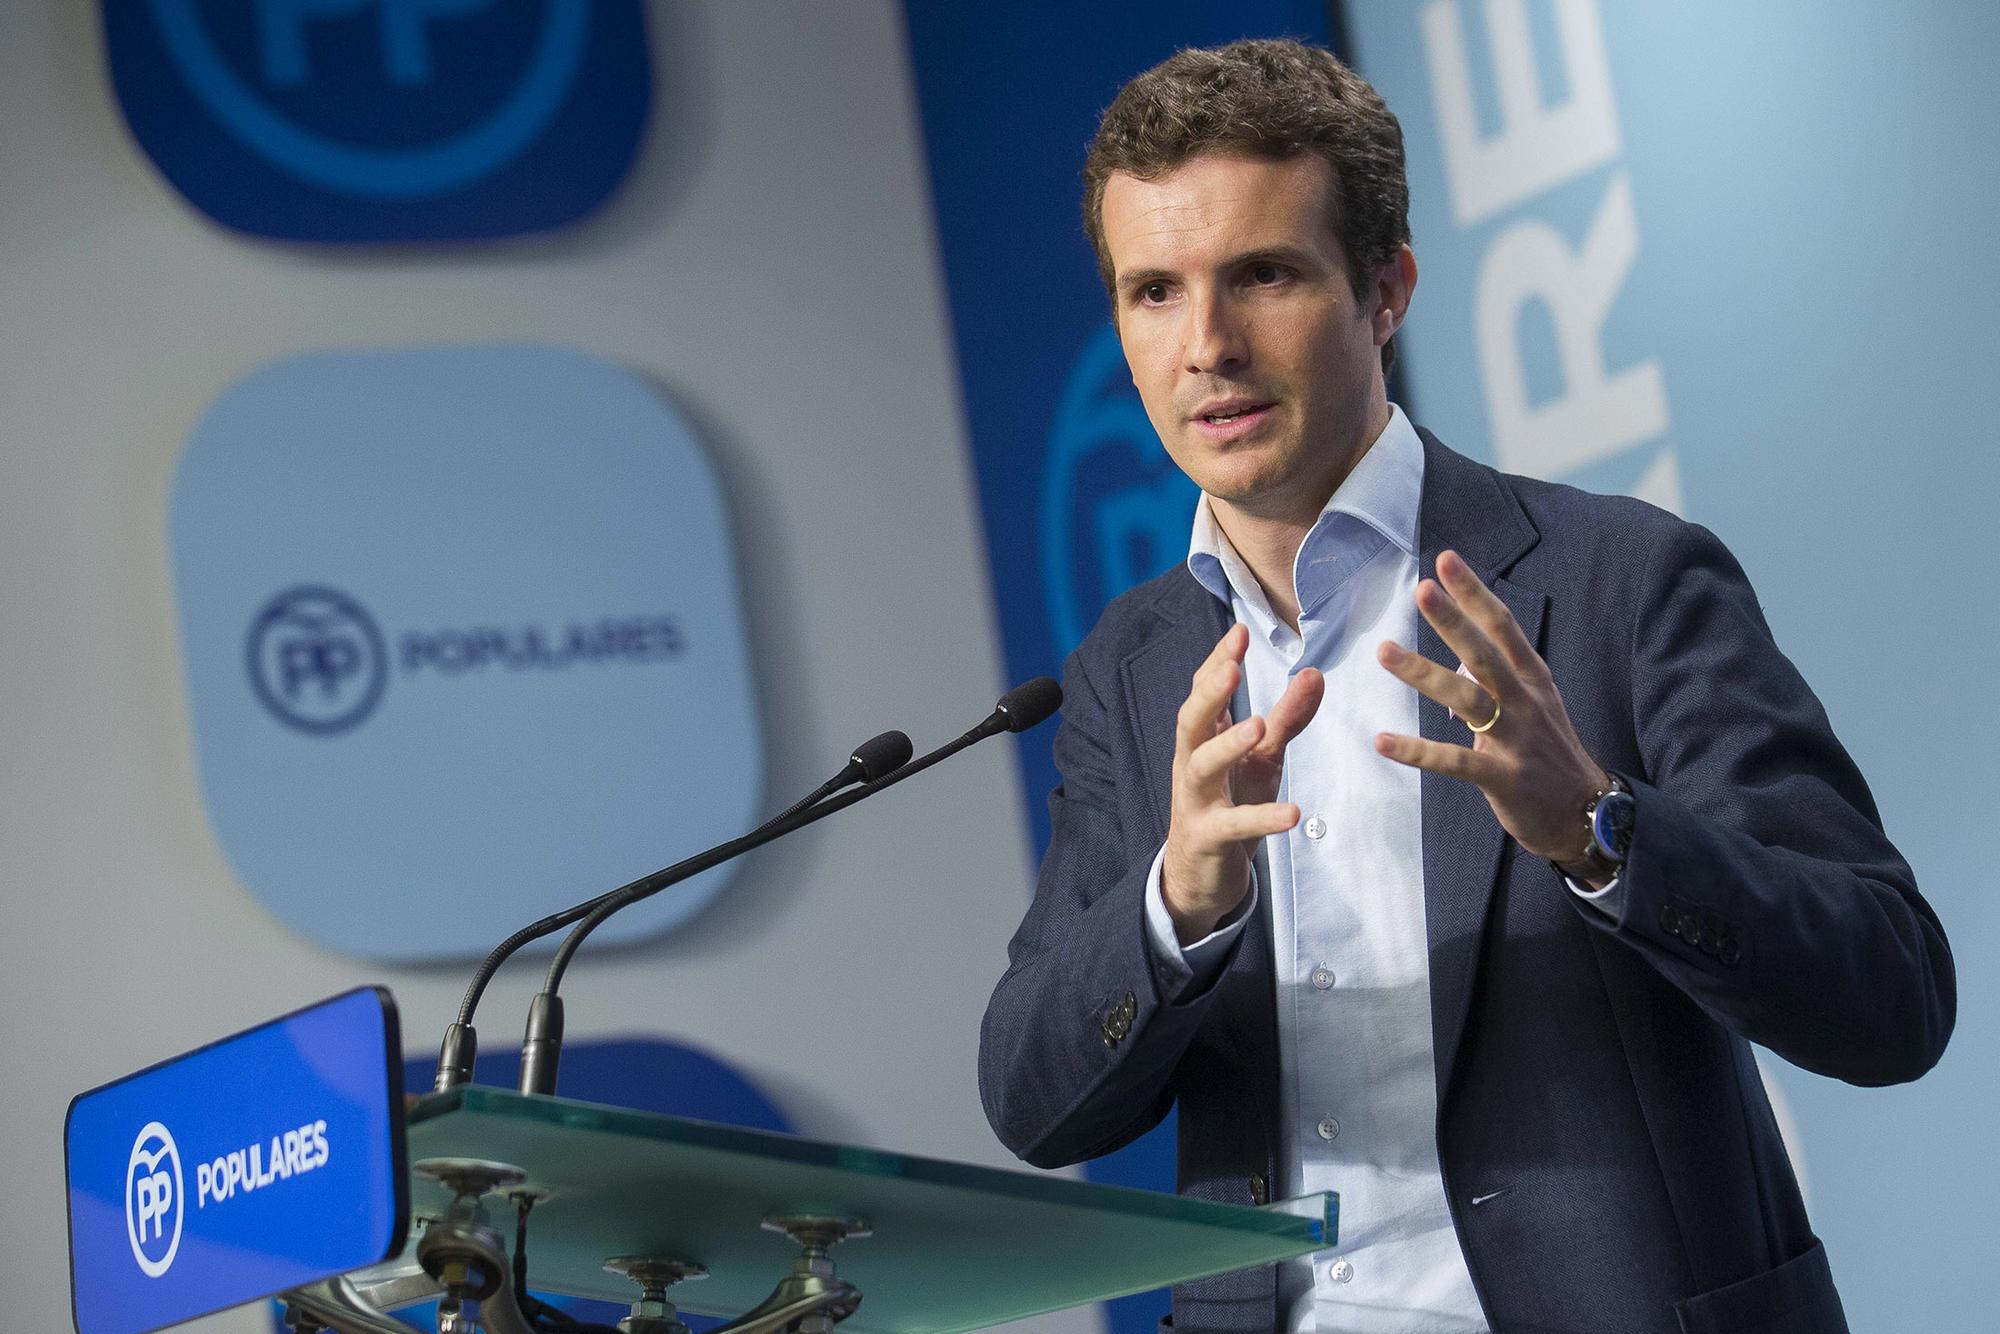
[1338,4,1995,1328]
[902,6,1337,1331]
[66,988,408,1334]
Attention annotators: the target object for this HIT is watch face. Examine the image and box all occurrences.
[1594,790,1637,860]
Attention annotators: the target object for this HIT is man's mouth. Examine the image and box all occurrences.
[1191,401,1275,436]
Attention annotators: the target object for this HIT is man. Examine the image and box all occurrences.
[978,38,1954,1334]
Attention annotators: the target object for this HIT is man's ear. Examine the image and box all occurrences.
[1372,244,1418,348]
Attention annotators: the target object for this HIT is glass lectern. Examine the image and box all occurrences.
[65,991,1334,1334]
[316,1085,1335,1332]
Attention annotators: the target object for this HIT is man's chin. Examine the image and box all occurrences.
[1192,468,1288,516]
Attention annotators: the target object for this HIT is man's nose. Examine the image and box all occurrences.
[1183,290,1247,375]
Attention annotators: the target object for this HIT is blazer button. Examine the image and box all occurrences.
[1658,903,1682,935]
[1700,922,1723,957]
[1720,935,1742,967]
[1679,915,1703,947]
[1249,1173,1269,1206]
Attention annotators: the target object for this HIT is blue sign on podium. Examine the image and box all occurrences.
[65,988,408,1334]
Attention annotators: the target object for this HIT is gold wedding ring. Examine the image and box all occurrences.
[1466,697,1501,734]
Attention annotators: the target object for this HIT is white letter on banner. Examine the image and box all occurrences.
[1475,173,1669,481]
[1422,0,1621,226]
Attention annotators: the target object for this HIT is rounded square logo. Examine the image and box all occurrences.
[101,0,650,241]
[169,346,762,962]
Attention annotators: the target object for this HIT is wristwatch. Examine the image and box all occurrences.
[1556,772,1635,882]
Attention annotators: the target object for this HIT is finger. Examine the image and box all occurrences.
[1415,576,1513,697]
[1201,801,1301,843]
[1255,667,1325,758]
[1177,658,1238,752]
[1373,730,1506,787]
[1185,715,1266,794]
[1175,625,1249,752]
[1437,550,1541,674]
[1376,642,1494,723]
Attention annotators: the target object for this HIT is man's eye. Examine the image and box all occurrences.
[1249,263,1286,285]
[1139,282,1170,304]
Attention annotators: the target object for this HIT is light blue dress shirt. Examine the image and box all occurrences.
[1142,407,1620,1332]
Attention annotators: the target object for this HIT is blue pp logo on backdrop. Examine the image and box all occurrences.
[101,1,650,241]
[170,346,761,963]
[248,587,388,734]
[1041,327,1198,653]
[125,1123,183,1278]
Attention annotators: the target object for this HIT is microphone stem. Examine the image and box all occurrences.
[540,722,993,996]
[518,722,994,1096]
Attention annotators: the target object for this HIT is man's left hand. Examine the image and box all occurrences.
[1373,549,1608,871]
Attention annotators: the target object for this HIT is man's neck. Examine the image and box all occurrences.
[1209,402,1392,632]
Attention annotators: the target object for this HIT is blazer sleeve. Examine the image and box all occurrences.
[1580,520,1956,1085]
[977,638,1244,1168]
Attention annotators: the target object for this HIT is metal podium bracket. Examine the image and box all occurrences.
[603,1255,709,1334]
[411,1157,540,1334]
[699,1214,869,1334]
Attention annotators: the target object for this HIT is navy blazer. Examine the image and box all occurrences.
[979,431,1954,1334]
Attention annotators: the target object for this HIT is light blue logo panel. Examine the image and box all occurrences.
[66,988,406,1334]
[170,345,762,963]
[101,0,650,241]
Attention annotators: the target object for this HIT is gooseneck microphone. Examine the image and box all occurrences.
[514,678,1063,1096]
[432,729,913,1093]
[987,675,1062,737]
[770,729,915,824]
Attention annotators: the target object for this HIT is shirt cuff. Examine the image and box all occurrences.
[1567,871,1626,920]
[1143,845,1257,1002]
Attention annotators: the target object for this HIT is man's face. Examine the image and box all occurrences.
[1099,152,1401,525]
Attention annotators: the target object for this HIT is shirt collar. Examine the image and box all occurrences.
[1186,404,1424,617]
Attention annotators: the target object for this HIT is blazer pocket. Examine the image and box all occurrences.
[1672,1237,1847,1334]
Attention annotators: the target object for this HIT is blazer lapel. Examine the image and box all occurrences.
[1414,431,1545,1101]
[1122,568,1280,1097]
[1123,571,1232,846]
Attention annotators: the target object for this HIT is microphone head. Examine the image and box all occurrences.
[993,677,1063,733]
[851,729,914,781]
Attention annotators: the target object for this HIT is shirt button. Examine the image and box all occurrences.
[1303,816,1327,840]
[1316,1116,1340,1141]
[1310,966,1335,990]
[1329,1258,1354,1284]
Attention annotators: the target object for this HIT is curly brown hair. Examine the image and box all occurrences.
[1082,38,1411,369]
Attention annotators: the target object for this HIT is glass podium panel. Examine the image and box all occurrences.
[381,1087,1335,1333]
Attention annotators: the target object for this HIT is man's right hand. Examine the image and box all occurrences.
[1162,623,1325,944]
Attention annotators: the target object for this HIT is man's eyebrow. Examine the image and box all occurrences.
[1115,245,1326,296]
[1116,266,1176,296]
[1229,244,1323,270]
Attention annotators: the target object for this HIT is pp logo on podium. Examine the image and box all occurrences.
[125,1122,183,1278]
[101,0,651,241]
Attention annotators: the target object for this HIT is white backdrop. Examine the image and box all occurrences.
[0,4,1085,1330]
